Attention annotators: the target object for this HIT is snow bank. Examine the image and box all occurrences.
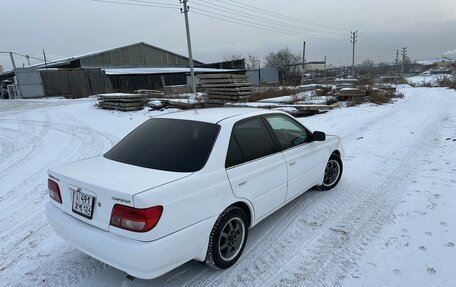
[406,74,454,87]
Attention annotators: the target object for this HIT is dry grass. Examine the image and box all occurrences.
[249,87,297,102]
[439,77,456,89]
[358,78,374,86]
[346,96,365,107]
[368,92,391,105]
[395,78,408,84]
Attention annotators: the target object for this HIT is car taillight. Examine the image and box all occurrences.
[48,179,62,204]
[110,204,163,232]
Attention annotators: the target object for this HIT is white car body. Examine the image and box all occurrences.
[46,108,343,279]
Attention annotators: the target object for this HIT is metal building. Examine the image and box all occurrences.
[0,43,246,98]
[41,42,204,69]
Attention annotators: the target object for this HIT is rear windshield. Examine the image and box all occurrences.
[104,118,220,172]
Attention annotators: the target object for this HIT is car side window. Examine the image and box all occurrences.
[225,117,277,168]
[264,114,309,150]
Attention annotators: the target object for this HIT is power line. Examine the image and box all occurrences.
[327,52,396,60]
[358,31,401,49]
[218,0,347,33]
[192,0,347,37]
[357,41,396,53]
[90,0,403,62]
[124,0,179,6]
[91,0,346,40]
[90,0,180,9]
[190,10,346,41]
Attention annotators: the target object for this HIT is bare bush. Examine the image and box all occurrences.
[368,91,391,105]
[347,96,364,107]
[438,77,456,89]
[264,48,301,85]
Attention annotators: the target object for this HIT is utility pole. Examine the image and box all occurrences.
[302,41,306,84]
[25,55,31,66]
[350,31,358,76]
[401,47,407,76]
[257,60,261,90]
[395,49,399,75]
[42,49,48,69]
[323,56,327,80]
[180,0,196,94]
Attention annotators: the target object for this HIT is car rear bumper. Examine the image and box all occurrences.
[45,202,215,279]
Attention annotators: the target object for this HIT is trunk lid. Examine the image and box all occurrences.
[48,156,191,231]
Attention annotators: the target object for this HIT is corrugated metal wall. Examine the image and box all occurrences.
[79,43,194,68]
[246,67,279,85]
[108,74,186,92]
[15,67,45,98]
[40,69,112,98]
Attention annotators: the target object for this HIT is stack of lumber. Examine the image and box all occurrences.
[338,88,366,99]
[335,78,359,91]
[134,89,165,97]
[96,93,149,111]
[198,74,254,106]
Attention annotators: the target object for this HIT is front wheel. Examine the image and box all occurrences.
[205,206,248,269]
[319,154,343,190]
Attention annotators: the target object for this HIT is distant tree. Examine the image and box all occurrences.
[245,54,260,70]
[223,54,243,61]
[264,47,301,84]
[357,59,375,78]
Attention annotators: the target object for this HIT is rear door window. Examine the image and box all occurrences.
[226,117,277,168]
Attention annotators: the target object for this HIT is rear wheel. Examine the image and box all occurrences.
[319,154,343,190]
[206,206,248,269]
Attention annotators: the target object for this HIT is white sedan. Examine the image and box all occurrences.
[46,108,343,279]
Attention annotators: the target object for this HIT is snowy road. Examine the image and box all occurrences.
[1,87,455,287]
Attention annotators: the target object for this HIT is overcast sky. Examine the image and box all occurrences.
[1,0,456,71]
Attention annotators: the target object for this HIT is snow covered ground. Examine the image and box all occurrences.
[1,86,455,286]
[407,74,454,87]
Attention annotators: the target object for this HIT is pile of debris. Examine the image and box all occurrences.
[96,93,149,111]
[147,98,203,110]
[374,84,397,94]
[198,74,254,107]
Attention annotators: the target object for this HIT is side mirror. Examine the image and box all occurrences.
[312,131,326,141]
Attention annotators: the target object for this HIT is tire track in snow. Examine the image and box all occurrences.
[268,120,439,287]
[0,110,117,286]
[183,103,410,286]
[0,112,51,181]
[183,89,448,287]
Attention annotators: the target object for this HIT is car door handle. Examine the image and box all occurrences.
[289,161,296,166]
[238,181,247,186]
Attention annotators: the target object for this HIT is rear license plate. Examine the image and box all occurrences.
[72,189,95,219]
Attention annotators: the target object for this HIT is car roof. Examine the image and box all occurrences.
[156,107,280,124]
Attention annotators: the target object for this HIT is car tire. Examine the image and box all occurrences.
[205,206,248,269]
[319,153,343,191]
